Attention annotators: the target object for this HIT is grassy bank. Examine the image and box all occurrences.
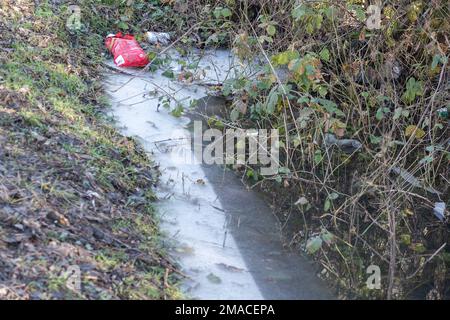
[0,1,181,299]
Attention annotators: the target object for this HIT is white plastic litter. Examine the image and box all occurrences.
[324,133,362,154]
[433,202,446,221]
[146,31,171,46]
[390,167,442,195]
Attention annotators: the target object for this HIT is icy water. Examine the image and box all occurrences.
[104,49,333,299]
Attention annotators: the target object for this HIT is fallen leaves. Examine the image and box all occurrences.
[0,185,10,203]
[294,196,309,206]
[46,211,70,226]
[405,124,426,139]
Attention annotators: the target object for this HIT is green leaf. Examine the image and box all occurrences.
[213,7,223,19]
[411,243,426,253]
[258,35,273,44]
[266,25,276,36]
[324,6,337,21]
[431,55,441,69]
[376,107,385,121]
[278,166,291,175]
[324,199,331,211]
[305,22,314,34]
[271,50,299,65]
[221,8,232,17]
[230,107,240,122]
[400,234,411,245]
[351,5,366,21]
[314,15,323,30]
[117,21,129,30]
[266,88,279,114]
[393,107,403,120]
[402,77,424,104]
[419,156,433,165]
[317,86,328,97]
[321,229,335,245]
[297,96,310,104]
[314,149,323,164]
[319,48,330,62]
[306,236,323,254]
[292,4,307,20]
[170,104,184,117]
[370,135,382,145]
[328,192,339,200]
[431,54,447,70]
[162,70,174,79]
[317,99,344,117]
[324,193,338,212]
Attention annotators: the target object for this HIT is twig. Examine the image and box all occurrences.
[406,243,447,280]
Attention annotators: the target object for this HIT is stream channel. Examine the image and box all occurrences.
[104,48,333,300]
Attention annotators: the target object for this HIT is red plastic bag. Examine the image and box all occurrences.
[105,33,149,67]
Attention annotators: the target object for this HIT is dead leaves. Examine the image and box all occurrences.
[0,185,11,203]
[0,87,30,111]
[405,124,426,139]
[46,211,70,226]
[230,95,248,121]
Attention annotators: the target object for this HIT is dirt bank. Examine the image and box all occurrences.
[0,1,180,299]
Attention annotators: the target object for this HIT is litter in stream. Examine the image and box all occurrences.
[103,48,333,300]
[105,33,149,67]
[433,202,446,221]
[146,31,171,46]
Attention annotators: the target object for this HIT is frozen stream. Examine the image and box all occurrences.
[103,49,333,299]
